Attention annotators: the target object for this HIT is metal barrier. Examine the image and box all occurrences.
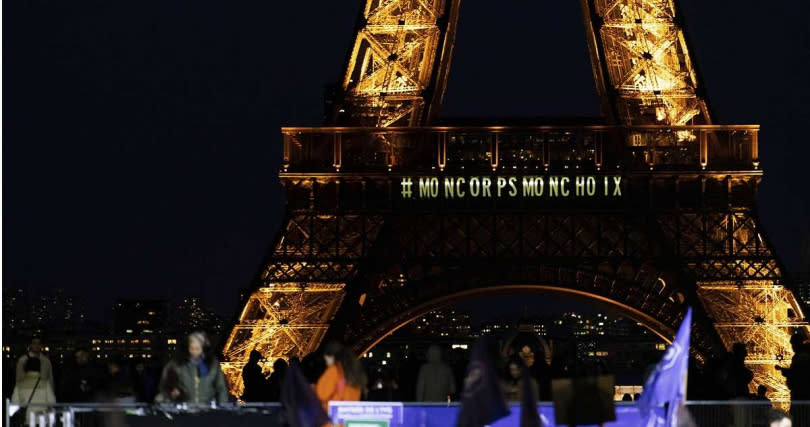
[684,400,809,427]
[3,402,284,427]
[5,400,809,427]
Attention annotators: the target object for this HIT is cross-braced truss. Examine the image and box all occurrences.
[658,210,809,401]
[697,282,807,402]
[582,0,711,125]
[221,283,345,397]
[221,212,383,394]
[334,0,710,128]
[336,0,457,127]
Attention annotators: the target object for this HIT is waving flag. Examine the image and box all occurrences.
[457,336,510,427]
[281,359,331,427]
[637,307,693,427]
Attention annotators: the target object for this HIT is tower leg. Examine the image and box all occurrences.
[221,283,345,397]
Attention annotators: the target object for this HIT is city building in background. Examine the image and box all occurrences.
[409,309,472,338]
[175,297,227,337]
[3,288,87,335]
[114,299,169,335]
[2,289,227,400]
[363,307,664,398]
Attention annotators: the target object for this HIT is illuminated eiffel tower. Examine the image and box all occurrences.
[221,0,808,402]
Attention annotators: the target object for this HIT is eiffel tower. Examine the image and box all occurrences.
[221,0,808,402]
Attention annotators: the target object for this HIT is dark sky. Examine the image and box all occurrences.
[5,0,810,323]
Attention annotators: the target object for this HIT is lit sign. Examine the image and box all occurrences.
[329,402,404,427]
[399,175,623,200]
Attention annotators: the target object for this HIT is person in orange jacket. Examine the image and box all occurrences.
[315,341,366,411]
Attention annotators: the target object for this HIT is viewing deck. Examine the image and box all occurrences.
[281,125,760,175]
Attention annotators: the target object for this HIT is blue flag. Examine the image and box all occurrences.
[281,359,331,427]
[457,336,510,427]
[637,307,692,427]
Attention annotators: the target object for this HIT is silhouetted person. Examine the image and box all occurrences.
[530,356,552,401]
[101,357,135,401]
[449,348,469,398]
[97,357,135,427]
[300,352,325,384]
[777,333,810,398]
[723,343,755,426]
[132,359,157,402]
[727,343,754,398]
[550,340,579,379]
[501,356,539,402]
[621,393,633,402]
[686,356,711,400]
[751,385,772,427]
[241,350,269,402]
[60,348,101,402]
[266,358,288,401]
[777,333,810,422]
[756,385,770,401]
[398,350,422,400]
[415,345,456,401]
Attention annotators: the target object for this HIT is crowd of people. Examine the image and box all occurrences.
[9,332,230,423]
[9,330,810,425]
[242,339,803,426]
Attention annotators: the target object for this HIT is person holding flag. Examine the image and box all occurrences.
[637,307,693,427]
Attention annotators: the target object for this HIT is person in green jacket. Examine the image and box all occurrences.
[157,331,229,404]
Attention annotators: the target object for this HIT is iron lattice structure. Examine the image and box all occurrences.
[221,0,808,403]
[333,0,459,127]
[582,0,711,125]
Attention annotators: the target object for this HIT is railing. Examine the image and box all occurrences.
[281,125,760,173]
[4,402,284,427]
[7,400,808,427]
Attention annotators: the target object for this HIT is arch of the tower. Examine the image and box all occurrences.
[223,199,809,402]
[321,236,720,361]
[221,210,724,396]
[356,284,679,357]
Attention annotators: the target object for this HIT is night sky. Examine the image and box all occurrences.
[5,0,810,323]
